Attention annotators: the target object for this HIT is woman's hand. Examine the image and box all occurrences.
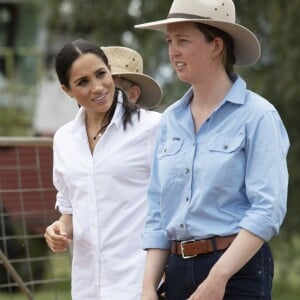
[44,220,71,252]
[186,273,226,300]
[141,249,169,300]
[141,287,159,300]
[187,229,264,299]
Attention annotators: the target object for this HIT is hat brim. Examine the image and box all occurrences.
[112,68,162,109]
[135,18,261,66]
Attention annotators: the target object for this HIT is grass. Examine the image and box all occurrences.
[273,283,300,300]
[0,284,71,300]
[0,252,71,300]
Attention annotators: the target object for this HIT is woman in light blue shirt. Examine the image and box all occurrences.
[135,0,289,299]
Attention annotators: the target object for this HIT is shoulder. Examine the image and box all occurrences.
[159,98,186,128]
[161,87,193,120]
[54,107,85,143]
[138,109,162,127]
[232,75,276,115]
[54,121,73,139]
[242,89,287,128]
[245,90,277,114]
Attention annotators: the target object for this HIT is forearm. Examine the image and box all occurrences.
[142,248,169,291]
[210,228,264,282]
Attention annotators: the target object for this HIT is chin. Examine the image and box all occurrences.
[177,74,190,84]
[104,99,114,111]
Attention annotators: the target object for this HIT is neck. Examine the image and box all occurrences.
[86,111,106,126]
[189,69,233,133]
[85,111,108,142]
[191,69,232,108]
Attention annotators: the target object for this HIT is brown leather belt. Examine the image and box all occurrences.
[171,235,236,259]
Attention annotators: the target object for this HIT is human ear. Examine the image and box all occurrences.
[127,85,141,103]
[212,37,224,55]
[61,85,74,98]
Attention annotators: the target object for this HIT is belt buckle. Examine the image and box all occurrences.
[180,239,197,259]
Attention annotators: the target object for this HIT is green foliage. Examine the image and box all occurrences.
[0,108,32,136]
[48,0,134,42]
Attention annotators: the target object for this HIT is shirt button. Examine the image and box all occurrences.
[185,168,190,174]
[186,197,189,201]
[223,144,228,149]
[180,224,184,228]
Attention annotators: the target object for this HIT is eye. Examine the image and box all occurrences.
[178,38,188,44]
[96,70,106,78]
[77,78,88,86]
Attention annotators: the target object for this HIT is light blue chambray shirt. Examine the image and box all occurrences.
[143,75,290,250]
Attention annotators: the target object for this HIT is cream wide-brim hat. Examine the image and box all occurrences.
[102,46,162,109]
[135,0,261,66]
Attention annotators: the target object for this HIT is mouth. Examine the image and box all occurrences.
[174,61,186,70]
[93,93,107,103]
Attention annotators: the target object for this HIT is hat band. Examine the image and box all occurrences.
[167,13,211,20]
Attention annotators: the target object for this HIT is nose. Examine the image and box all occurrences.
[90,78,102,93]
[169,43,180,60]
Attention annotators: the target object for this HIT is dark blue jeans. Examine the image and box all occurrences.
[164,243,274,300]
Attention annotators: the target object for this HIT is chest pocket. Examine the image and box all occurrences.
[209,134,245,153]
[205,133,245,188]
[158,137,183,159]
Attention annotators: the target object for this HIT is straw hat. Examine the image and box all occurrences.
[102,46,162,109]
[135,0,261,66]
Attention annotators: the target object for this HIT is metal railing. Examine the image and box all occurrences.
[0,137,71,300]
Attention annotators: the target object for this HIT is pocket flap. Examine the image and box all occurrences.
[209,134,244,153]
[158,136,183,158]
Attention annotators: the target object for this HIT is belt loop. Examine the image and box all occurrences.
[210,237,218,251]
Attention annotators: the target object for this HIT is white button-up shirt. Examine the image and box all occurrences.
[53,93,161,299]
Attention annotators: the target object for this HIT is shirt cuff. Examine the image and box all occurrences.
[142,231,171,250]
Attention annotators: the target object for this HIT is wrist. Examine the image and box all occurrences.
[209,261,232,284]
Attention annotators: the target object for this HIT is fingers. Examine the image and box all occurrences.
[45,234,70,252]
[44,221,70,253]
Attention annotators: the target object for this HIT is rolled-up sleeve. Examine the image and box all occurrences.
[53,138,73,215]
[240,110,289,241]
[143,126,171,250]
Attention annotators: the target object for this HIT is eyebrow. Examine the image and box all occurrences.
[72,67,107,85]
[166,33,190,39]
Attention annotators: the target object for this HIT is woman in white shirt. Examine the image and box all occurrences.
[44,39,161,300]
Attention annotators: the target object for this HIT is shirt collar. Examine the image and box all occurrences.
[172,75,247,116]
[225,74,247,105]
[109,90,124,129]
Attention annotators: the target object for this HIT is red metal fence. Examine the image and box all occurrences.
[0,137,71,299]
